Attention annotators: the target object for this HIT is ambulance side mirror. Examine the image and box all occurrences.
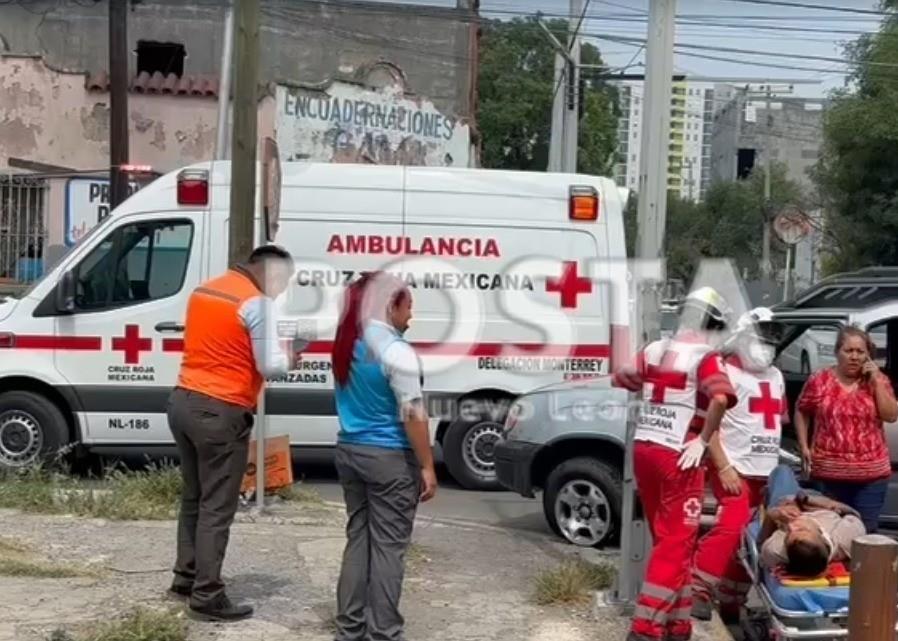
[55,271,76,314]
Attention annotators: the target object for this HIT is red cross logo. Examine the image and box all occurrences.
[749,381,782,430]
[546,261,592,309]
[684,497,702,520]
[644,350,688,403]
[112,324,152,364]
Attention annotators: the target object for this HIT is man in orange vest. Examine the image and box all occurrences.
[167,245,299,622]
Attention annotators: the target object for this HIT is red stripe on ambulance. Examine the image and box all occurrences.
[13,335,102,350]
[6,335,610,359]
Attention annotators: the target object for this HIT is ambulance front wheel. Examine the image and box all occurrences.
[0,391,70,470]
[543,457,622,548]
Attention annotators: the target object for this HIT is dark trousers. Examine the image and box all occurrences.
[167,387,253,606]
[334,443,421,641]
[816,478,888,533]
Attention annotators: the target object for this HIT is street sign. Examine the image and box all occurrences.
[773,206,811,246]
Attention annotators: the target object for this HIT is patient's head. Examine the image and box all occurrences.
[784,517,830,577]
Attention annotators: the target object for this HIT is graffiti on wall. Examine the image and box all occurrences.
[275,69,471,167]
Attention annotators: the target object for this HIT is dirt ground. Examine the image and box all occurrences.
[0,500,730,641]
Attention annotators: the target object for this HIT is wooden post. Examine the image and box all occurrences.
[848,534,898,641]
[108,0,130,210]
[228,0,260,267]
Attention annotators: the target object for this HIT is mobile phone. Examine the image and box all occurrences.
[863,356,873,379]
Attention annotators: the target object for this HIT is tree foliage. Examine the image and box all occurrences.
[477,18,619,175]
[625,164,804,284]
[813,5,898,273]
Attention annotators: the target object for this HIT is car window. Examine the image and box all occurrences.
[866,321,891,371]
[74,220,193,311]
[775,324,840,375]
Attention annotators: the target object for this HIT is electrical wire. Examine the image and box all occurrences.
[719,0,892,17]
[589,33,898,71]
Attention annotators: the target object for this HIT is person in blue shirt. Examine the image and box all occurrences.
[331,271,437,641]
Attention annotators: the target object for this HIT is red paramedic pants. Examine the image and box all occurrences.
[692,471,765,614]
[631,441,705,641]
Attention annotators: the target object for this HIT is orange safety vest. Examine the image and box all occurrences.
[177,268,264,409]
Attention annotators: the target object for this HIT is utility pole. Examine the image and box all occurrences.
[215,3,235,161]
[548,53,565,172]
[228,0,260,266]
[760,85,773,280]
[612,0,676,610]
[109,0,130,209]
[543,0,583,173]
[635,0,675,344]
[562,0,583,173]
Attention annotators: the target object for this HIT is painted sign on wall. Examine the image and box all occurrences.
[65,178,139,246]
[276,79,471,167]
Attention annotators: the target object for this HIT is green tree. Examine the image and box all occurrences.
[625,164,804,284]
[813,4,898,273]
[477,17,619,175]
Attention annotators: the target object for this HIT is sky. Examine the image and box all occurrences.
[374,0,887,98]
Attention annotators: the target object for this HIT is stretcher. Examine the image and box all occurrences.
[741,520,851,640]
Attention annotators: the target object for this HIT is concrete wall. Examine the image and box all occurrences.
[709,93,825,192]
[0,0,477,121]
[0,55,240,172]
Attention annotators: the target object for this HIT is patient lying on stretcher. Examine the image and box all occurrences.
[758,466,866,578]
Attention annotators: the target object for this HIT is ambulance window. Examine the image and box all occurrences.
[73,220,193,311]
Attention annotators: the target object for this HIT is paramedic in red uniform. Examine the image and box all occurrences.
[615,287,737,641]
[692,307,787,623]
[167,245,299,622]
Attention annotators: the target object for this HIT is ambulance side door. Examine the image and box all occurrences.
[50,211,204,444]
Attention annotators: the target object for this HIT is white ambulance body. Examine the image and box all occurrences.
[0,162,628,489]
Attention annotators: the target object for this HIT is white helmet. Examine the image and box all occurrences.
[730,306,784,371]
[679,286,732,331]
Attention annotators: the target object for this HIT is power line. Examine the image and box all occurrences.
[591,33,898,70]
[720,0,893,17]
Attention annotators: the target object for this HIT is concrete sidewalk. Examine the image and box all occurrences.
[0,500,730,641]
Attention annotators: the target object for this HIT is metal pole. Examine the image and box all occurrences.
[215,3,235,161]
[108,0,130,210]
[783,244,792,302]
[562,0,583,173]
[636,0,675,344]
[548,52,565,172]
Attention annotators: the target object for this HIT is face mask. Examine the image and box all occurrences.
[748,342,775,369]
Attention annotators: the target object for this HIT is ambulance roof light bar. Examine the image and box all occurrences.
[569,185,599,221]
[177,168,209,206]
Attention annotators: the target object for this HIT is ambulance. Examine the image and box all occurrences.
[0,162,629,490]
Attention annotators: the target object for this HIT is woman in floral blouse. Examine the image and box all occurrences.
[796,326,898,533]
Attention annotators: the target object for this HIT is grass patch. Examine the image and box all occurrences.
[406,542,430,569]
[532,559,616,606]
[0,536,95,579]
[0,461,182,521]
[276,484,323,504]
[49,608,187,641]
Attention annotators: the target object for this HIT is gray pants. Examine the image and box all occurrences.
[334,443,421,641]
[167,387,253,606]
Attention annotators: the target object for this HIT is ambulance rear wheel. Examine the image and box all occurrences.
[543,457,621,548]
[0,391,70,470]
[443,409,507,491]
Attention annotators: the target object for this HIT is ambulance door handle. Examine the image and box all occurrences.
[155,321,185,333]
